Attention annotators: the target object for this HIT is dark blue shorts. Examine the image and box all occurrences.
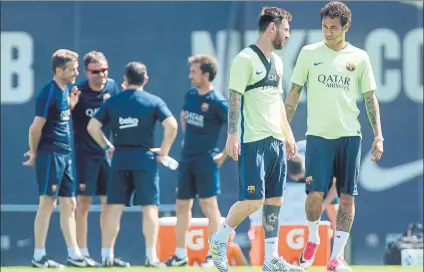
[305,135,361,196]
[107,157,159,206]
[35,151,75,198]
[177,153,220,200]
[75,153,109,196]
[238,136,287,200]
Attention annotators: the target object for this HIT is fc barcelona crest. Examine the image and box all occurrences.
[103,92,111,100]
[346,63,356,72]
[201,103,209,112]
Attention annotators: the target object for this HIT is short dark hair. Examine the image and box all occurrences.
[258,6,292,33]
[125,62,146,85]
[51,49,78,73]
[320,1,352,27]
[188,54,218,82]
[287,154,305,176]
[83,51,107,70]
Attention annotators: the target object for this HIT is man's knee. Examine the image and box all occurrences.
[264,196,283,206]
[141,205,159,217]
[105,204,125,222]
[308,191,325,201]
[59,197,77,215]
[339,194,355,210]
[77,196,92,214]
[99,196,108,211]
[38,196,57,212]
[176,199,193,215]
[241,199,264,214]
[199,196,220,217]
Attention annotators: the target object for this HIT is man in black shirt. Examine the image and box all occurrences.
[87,62,178,267]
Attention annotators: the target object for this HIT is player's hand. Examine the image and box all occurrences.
[105,145,115,160]
[121,81,128,91]
[371,137,384,161]
[213,152,227,168]
[69,86,81,109]
[150,147,167,163]
[286,140,298,159]
[150,147,167,156]
[225,133,240,161]
[23,150,36,167]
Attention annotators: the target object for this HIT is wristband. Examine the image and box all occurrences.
[103,145,111,151]
[374,136,384,142]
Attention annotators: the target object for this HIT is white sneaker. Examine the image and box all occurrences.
[262,257,305,272]
[201,255,215,267]
[209,232,229,272]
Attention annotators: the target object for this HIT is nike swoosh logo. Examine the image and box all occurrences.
[299,252,306,264]
[171,259,186,266]
[67,258,86,267]
[313,62,324,66]
[359,149,423,192]
[256,71,264,75]
[32,261,48,268]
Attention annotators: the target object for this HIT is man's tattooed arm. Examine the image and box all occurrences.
[228,89,242,134]
[284,83,303,123]
[363,91,383,137]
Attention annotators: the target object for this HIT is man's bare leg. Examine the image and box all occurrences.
[174,199,193,259]
[215,199,263,242]
[33,196,56,261]
[331,195,355,259]
[101,204,124,261]
[298,191,325,269]
[200,196,221,234]
[100,196,107,236]
[141,205,160,263]
[76,195,92,257]
[305,191,325,243]
[325,203,339,238]
[59,196,84,262]
[262,197,283,262]
[199,196,221,261]
[209,198,263,271]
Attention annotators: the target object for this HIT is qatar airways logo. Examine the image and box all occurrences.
[185,111,204,128]
[119,117,139,129]
[317,74,351,92]
[60,109,70,121]
[85,108,99,117]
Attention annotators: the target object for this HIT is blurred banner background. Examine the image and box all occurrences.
[1,1,422,266]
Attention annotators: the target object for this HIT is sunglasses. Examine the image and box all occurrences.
[88,68,108,74]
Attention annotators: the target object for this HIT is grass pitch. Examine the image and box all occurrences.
[1,266,423,272]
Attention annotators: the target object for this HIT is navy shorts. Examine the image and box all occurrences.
[75,153,109,196]
[305,135,361,196]
[177,153,220,200]
[107,157,159,206]
[238,136,287,200]
[35,150,75,198]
